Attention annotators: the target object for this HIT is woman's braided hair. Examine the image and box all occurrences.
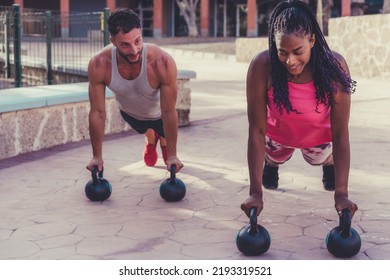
[268,0,356,114]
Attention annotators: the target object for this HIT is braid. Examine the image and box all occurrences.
[268,0,356,114]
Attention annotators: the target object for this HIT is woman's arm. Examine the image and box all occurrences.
[330,51,358,216]
[241,51,270,217]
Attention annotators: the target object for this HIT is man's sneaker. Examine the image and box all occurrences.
[161,145,168,165]
[143,143,158,166]
[322,165,335,191]
[262,161,279,190]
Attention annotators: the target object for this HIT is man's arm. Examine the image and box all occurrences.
[86,55,108,171]
[155,51,183,172]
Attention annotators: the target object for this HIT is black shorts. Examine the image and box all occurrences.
[120,110,165,137]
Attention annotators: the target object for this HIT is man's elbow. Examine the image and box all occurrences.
[89,109,106,121]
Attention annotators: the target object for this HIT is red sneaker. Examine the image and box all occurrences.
[143,143,158,166]
[161,146,168,165]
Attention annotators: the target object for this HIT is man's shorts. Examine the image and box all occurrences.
[120,110,165,137]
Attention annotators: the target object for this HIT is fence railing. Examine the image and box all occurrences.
[0,4,110,90]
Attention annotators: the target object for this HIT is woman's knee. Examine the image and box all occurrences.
[265,137,295,164]
[301,143,333,165]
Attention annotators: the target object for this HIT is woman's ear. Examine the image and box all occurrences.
[310,34,315,48]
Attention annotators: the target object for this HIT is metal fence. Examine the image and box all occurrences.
[0,4,109,90]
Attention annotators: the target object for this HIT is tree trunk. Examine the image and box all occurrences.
[383,0,390,13]
[305,0,332,36]
[175,0,199,37]
[322,0,333,36]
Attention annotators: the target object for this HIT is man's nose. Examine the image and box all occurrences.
[129,44,138,54]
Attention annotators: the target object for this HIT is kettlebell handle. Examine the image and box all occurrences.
[249,207,259,235]
[91,165,104,185]
[169,164,177,182]
[340,208,352,238]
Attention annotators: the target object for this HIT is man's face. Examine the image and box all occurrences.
[111,28,143,64]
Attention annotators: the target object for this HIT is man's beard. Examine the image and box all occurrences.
[118,47,143,65]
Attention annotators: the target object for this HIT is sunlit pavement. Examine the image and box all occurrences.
[0,47,389,260]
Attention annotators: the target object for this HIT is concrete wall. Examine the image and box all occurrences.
[0,97,124,160]
[236,14,390,80]
[0,70,196,160]
[327,14,390,80]
[236,37,268,64]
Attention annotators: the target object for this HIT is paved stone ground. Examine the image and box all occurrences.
[0,43,389,260]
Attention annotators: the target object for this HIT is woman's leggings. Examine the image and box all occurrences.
[265,136,333,166]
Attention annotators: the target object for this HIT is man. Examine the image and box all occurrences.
[86,8,183,173]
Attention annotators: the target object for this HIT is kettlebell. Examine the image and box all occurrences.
[236,207,271,256]
[159,164,186,202]
[326,208,361,258]
[85,166,112,202]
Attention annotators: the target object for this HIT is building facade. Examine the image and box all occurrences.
[3,0,367,38]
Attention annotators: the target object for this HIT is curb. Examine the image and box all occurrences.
[162,47,236,63]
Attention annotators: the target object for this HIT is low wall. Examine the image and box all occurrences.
[0,70,196,160]
[236,14,390,80]
[327,14,390,80]
[236,37,268,64]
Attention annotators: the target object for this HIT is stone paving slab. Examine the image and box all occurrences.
[0,49,389,260]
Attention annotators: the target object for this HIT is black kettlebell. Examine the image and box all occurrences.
[326,208,361,258]
[236,207,271,256]
[85,166,112,202]
[159,165,186,202]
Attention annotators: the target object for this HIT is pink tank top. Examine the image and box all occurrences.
[266,81,332,148]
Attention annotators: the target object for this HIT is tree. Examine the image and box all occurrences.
[175,0,199,37]
[302,0,332,35]
[383,0,390,13]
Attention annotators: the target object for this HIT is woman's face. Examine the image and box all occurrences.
[274,31,315,78]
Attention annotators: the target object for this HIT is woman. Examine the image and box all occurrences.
[241,0,358,218]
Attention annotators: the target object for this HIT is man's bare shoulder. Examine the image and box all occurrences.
[145,43,176,68]
[145,43,177,82]
[89,44,113,69]
[88,45,113,85]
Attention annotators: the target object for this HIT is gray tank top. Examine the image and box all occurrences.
[107,44,161,120]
